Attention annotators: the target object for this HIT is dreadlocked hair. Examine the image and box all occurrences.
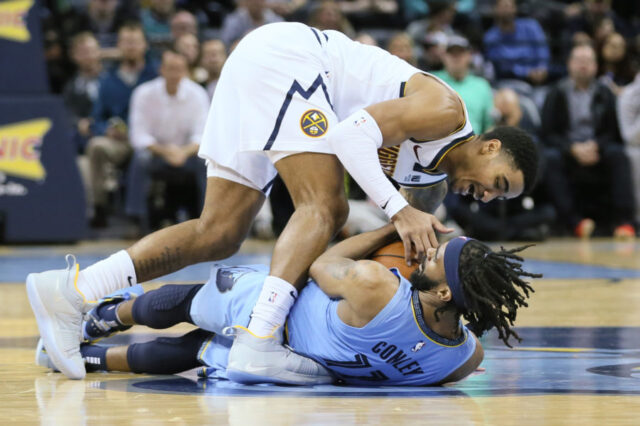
[459,240,541,347]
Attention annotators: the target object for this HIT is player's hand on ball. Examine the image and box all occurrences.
[391,205,453,265]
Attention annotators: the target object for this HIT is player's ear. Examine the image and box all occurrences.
[480,138,502,156]
[436,283,452,303]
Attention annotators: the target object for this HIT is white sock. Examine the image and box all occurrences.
[77,250,137,306]
[248,276,298,336]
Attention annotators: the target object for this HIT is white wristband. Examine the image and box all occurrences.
[383,192,409,218]
[327,109,406,219]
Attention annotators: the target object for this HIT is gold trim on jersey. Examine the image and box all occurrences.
[377,146,401,176]
[410,295,468,348]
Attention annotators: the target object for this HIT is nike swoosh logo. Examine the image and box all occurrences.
[413,145,421,161]
[240,363,267,374]
[381,199,390,210]
[127,276,133,287]
[289,291,297,300]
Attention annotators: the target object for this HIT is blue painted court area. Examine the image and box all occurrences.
[1,254,640,283]
[99,327,640,397]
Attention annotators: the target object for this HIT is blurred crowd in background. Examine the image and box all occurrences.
[40,0,640,241]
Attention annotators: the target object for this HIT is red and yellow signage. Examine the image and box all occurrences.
[0,118,50,180]
[0,0,33,42]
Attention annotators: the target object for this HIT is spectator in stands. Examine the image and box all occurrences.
[407,1,456,71]
[333,0,399,29]
[267,0,308,21]
[598,32,636,96]
[483,0,549,85]
[63,32,103,154]
[86,23,158,228]
[126,50,209,225]
[307,0,355,38]
[433,35,494,134]
[200,39,227,99]
[354,32,378,46]
[617,70,640,225]
[564,0,631,40]
[406,0,455,46]
[221,0,284,47]
[141,0,176,54]
[73,0,138,48]
[541,44,636,238]
[171,10,199,41]
[174,33,207,83]
[387,32,417,66]
[43,0,138,90]
[493,88,538,138]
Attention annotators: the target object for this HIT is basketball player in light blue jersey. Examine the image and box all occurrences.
[38,225,539,385]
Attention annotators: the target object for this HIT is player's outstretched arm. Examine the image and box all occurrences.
[309,225,400,326]
[326,76,458,263]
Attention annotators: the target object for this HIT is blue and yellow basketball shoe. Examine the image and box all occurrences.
[83,285,145,342]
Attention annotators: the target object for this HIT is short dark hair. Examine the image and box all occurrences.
[118,21,145,37]
[161,47,188,64]
[410,240,541,347]
[481,126,539,194]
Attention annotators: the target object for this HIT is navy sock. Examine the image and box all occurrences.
[131,284,203,329]
[81,344,108,372]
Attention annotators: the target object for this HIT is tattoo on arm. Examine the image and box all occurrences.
[400,180,448,213]
[134,246,183,278]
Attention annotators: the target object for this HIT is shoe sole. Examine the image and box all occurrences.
[226,368,333,386]
[26,274,85,379]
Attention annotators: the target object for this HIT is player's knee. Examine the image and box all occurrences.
[314,195,349,232]
[194,216,245,259]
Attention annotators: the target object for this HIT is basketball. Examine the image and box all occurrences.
[370,241,419,278]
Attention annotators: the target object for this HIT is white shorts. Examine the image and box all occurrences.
[198,22,419,193]
[205,151,296,194]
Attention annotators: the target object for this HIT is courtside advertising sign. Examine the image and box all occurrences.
[0,0,33,42]
[0,118,50,196]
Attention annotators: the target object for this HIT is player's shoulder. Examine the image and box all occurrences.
[351,260,399,290]
[407,73,467,133]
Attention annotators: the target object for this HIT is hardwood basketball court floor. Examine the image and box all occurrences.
[1,238,639,424]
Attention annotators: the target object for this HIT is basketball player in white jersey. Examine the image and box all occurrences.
[27,22,539,383]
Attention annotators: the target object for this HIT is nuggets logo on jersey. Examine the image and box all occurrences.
[0,0,33,42]
[300,109,328,138]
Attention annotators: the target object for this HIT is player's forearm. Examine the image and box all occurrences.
[327,110,408,218]
[318,224,397,262]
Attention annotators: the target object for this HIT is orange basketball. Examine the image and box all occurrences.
[370,241,419,278]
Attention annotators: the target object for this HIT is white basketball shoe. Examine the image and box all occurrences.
[224,326,333,385]
[26,255,87,379]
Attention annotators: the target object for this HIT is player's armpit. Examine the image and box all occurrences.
[400,180,448,214]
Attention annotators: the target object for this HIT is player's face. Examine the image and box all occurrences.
[421,241,449,284]
[450,142,525,202]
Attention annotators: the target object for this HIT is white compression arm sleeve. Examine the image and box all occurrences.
[327,109,408,218]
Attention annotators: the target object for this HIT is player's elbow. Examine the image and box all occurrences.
[309,259,325,281]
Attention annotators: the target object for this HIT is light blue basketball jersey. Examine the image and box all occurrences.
[192,265,476,385]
